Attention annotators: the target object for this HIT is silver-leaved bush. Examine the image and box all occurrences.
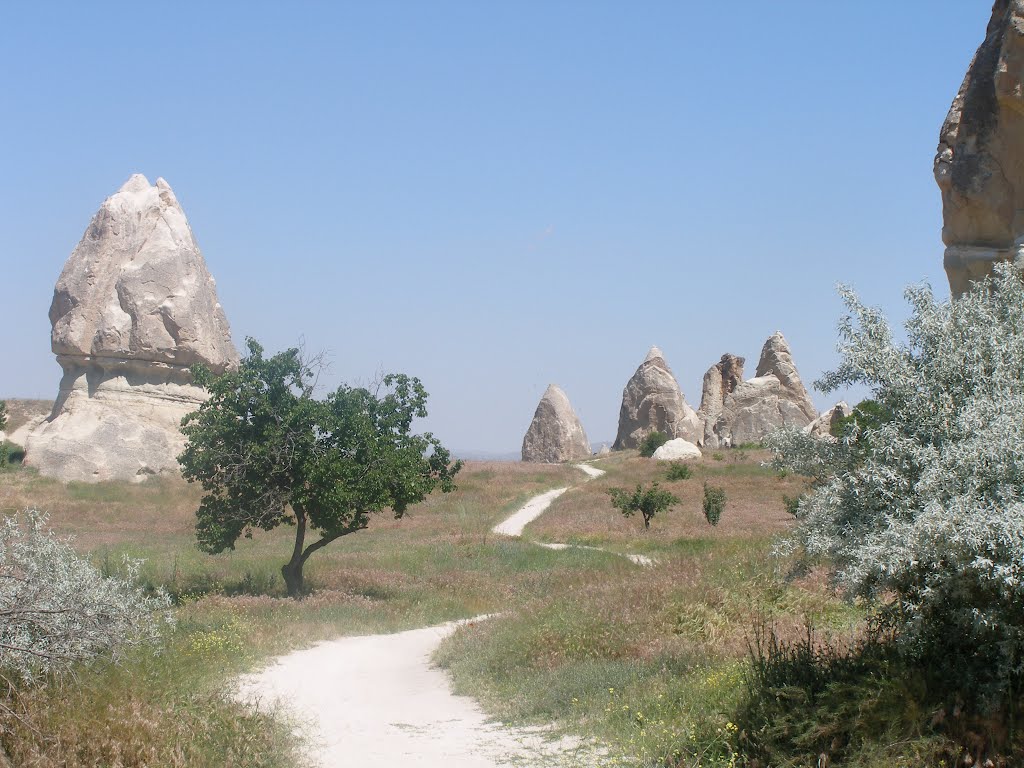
[768,263,1024,692]
[0,510,172,685]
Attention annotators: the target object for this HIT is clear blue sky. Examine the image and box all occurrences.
[0,2,989,455]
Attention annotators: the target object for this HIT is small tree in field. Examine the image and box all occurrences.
[702,482,725,526]
[608,482,679,529]
[767,263,1024,705]
[179,339,461,597]
[0,401,7,432]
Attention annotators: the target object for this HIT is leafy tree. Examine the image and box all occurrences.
[0,401,6,431]
[608,482,679,529]
[179,339,461,597]
[702,483,726,526]
[766,263,1024,704]
[638,430,669,458]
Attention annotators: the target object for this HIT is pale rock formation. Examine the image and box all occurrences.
[612,346,701,450]
[597,444,611,456]
[8,416,46,449]
[521,384,591,464]
[651,438,702,461]
[26,174,238,482]
[805,401,853,440]
[935,0,1024,296]
[703,333,818,447]
[697,354,745,447]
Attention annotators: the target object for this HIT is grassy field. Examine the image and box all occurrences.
[0,449,916,766]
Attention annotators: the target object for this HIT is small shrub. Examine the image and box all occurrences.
[711,452,724,462]
[638,431,669,458]
[702,483,726,526]
[664,462,692,481]
[608,482,680,529]
[782,494,801,517]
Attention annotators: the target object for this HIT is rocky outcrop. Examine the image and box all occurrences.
[597,444,611,456]
[702,332,817,447]
[612,346,701,450]
[521,384,591,463]
[805,401,853,439]
[697,354,745,447]
[935,0,1024,296]
[26,175,238,482]
[651,438,701,461]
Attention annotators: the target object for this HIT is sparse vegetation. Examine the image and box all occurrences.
[638,430,669,458]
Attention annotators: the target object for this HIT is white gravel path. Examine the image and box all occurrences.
[492,462,653,566]
[237,460,627,768]
[238,618,594,768]
[491,487,569,537]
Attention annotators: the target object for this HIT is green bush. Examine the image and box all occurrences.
[702,483,726,526]
[638,431,669,458]
[782,494,801,517]
[664,462,692,481]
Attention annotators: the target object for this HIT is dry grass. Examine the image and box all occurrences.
[527,449,806,547]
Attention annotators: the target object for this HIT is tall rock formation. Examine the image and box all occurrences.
[702,332,817,447]
[697,353,745,447]
[935,0,1024,296]
[26,175,238,482]
[612,346,701,450]
[521,384,591,463]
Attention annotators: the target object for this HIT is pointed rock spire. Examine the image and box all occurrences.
[612,346,701,450]
[521,384,591,463]
[27,175,238,482]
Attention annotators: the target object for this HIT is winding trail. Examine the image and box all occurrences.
[238,461,625,768]
[492,462,654,567]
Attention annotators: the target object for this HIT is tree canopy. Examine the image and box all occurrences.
[179,338,461,597]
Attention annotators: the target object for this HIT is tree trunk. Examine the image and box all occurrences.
[281,557,305,598]
[283,506,308,598]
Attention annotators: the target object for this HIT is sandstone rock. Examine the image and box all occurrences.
[935,0,1024,296]
[805,401,853,439]
[8,416,47,449]
[521,384,591,463]
[651,438,702,461]
[597,444,611,456]
[754,332,817,421]
[26,175,238,482]
[612,346,701,450]
[703,333,817,447]
[697,353,745,448]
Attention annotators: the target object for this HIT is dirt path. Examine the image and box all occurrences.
[238,618,593,768]
[238,461,621,768]
[492,462,654,566]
